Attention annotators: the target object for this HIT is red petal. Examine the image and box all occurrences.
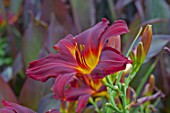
[53,73,75,99]
[53,34,76,56]
[106,35,121,52]
[91,47,132,79]
[26,51,78,82]
[65,87,92,101]
[100,20,129,46]
[75,18,109,55]
[0,100,36,113]
[0,108,12,113]
[76,94,91,113]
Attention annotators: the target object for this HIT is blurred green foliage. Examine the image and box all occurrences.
[0,38,12,67]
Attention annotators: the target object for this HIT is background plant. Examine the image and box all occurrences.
[0,0,170,113]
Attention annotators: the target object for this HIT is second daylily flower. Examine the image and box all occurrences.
[63,75,107,113]
[0,100,60,113]
[26,18,131,100]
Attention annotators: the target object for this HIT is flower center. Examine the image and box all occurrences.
[75,42,99,75]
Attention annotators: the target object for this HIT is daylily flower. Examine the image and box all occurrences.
[61,75,108,113]
[106,35,121,52]
[0,100,60,113]
[26,18,131,107]
[0,100,36,113]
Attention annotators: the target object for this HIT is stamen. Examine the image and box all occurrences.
[79,44,85,52]
[74,41,91,71]
[73,38,98,74]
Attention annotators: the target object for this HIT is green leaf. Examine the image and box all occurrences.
[70,0,96,31]
[9,0,23,14]
[0,58,4,66]
[22,21,47,68]
[145,35,170,62]
[4,57,12,64]
[145,0,170,33]
[0,49,5,56]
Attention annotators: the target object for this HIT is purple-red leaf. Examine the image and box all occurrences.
[0,76,17,108]
[70,0,96,31]
[41,0,77,34]
[22,21,47,68]
[18,78,53,111]
[38,93,60,113]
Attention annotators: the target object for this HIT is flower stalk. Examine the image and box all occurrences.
[89,97,100,113]
[105,24,154,113]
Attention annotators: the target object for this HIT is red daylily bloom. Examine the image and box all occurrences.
[0,100,36,113]
[106,35,121,51]
[63,75,107,113]
[0,100,60,113]
[26,18,131,101]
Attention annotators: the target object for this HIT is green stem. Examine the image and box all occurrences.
[140,105,144,113]
[126,27,143,57]
[106,76,115,108]
[107,0,116,21]
[106,102,123,113]
[116,71,123,85]
[106,75,113,84]
[121,85,129,113]
[105,83,118,91]
[124,27,143,85]
[153,98,161,107]
[116,27,143,85]
[106,76,121,113]
[125,69,137,85]
[127,45,161,95]
[89,97,100,113]
[105,28,143,113]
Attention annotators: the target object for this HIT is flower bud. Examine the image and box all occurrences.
[141,25,152,56]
